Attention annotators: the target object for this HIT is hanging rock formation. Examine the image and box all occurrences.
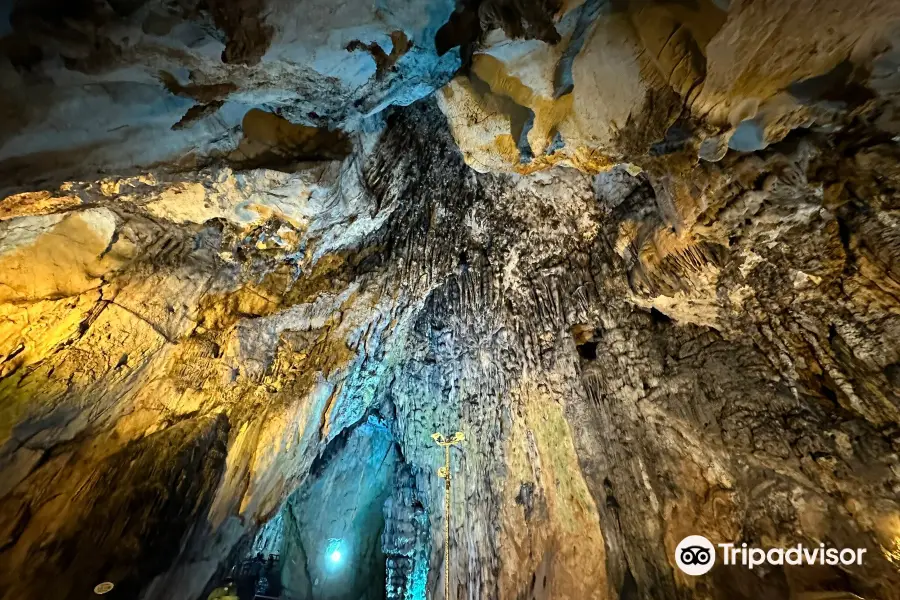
[2,1,900,600]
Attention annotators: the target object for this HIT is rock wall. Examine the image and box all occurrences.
[3,98,900,600]
[0,0,460,191]
[438,0,900,173]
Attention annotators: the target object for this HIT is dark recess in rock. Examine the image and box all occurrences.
[172,100,224,130]
[159,71,238,103]
[205,0,274,65]
[435,0,562,57]
[1,415,229,600]
[228,108,353,169]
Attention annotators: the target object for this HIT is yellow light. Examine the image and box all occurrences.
[94,582,115,595]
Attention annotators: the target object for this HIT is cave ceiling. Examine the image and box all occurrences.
[2,1,900,600]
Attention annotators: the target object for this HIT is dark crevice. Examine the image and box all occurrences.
[649,307,671,325]
[576,340,599,360]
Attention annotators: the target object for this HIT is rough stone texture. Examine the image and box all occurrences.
[438,3,675,173]
[383,465,431,600]
[0,0,461,191]
[438,0,900,173]
[2,3,900,600]
[2,415,229,599]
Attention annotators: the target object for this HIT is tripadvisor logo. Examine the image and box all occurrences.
[675,535,867,576]
[676,535,716,575]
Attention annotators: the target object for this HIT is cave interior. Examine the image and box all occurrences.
[2,1,900,600]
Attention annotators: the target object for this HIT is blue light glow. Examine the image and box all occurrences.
[325,538,344,570]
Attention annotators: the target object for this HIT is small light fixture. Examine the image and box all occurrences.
[325,538,344,568]
[94,582,115,595]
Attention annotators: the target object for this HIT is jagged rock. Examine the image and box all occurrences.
[438,0,900,173]
[0,0,461,191]
[437,6,666,173]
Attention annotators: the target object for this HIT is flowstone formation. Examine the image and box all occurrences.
[2,1,900,600]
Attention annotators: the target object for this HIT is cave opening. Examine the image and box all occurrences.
[224,415,418,600]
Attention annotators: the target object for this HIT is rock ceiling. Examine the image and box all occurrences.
[1,1,900,599]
